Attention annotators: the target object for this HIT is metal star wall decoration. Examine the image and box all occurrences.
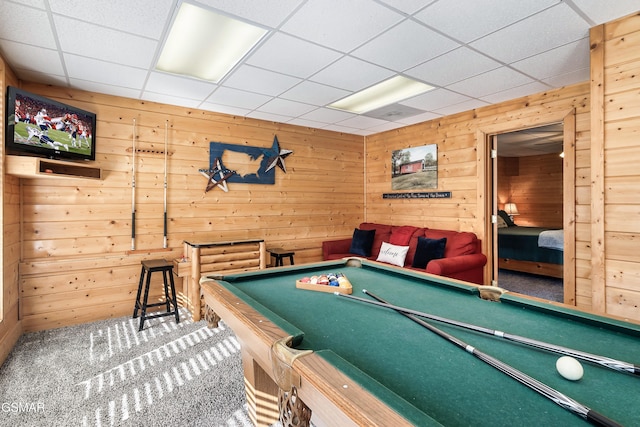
[265,135,293,173]
[199,157,236,192]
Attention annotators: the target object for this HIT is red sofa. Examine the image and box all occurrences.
[322,222,487,285]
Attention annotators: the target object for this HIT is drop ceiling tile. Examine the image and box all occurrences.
[470,3,589,64]
[281,0,403,52]
[3,0,637,137]
[0,40,65,75]
[405,47,502,86]
[447,67,534,98]
[257,98,316,117]
[68,79,142,99]
[395,111,442,126]
[299,107,356,124]
[196,0,304,27]
[368,121,409,133]
[323,123,368,135]
[287,117,331,129]
[12,0,46,7]
[309,56,394,92]
[400,88,471,111]
[246,32,342,78]
[433,99,490,116]
[247,110,291,123]
[351,20,460,71]
[378,0,436,15]
[16,69,68,87]
[222,65,301,96]
[511,38,590,80]
[145,72,217,101]
[0,2,56,48]
[280,81,349,106]
[480,81,551,105]
[338,115,389,129]
[54,15,157,69]
[200,102,252,117]
[571,0,640,25]
[207,87,272,110]
[63,54,148,88]
[141,92,202,109]
[49,0,174,39]
[415,0,560,43]
[543,67,590,87]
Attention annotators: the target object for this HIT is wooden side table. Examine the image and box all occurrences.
[268,248,295,266]
[177,239,266,321]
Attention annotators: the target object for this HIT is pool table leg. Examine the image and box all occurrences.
[241,350,312,427]
[279,386,311,427]
[242,351,280,426]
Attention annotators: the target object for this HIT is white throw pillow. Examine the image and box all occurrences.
[376,242,409,267]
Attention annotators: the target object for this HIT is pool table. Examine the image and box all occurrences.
[200,258,640,427]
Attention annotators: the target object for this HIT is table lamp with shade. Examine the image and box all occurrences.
[504,202,519,221]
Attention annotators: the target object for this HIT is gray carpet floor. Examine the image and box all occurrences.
[0,273,563,427]
[0,308,252,427]
[498,269,564,302]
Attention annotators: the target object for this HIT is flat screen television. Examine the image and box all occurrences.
[5,86,96,161]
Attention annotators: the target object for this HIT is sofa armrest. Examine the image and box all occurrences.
[322,238,353,260]
[426,253,487,276]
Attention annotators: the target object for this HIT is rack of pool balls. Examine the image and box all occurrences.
[296,273,352,294]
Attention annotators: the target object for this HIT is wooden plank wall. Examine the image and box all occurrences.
[592,12,640,319]
[364,83,594,308]
[364,114,481,232]
[11,83,363,332]
[3,11,640,346]
[498,154,564,228]
[0,55,22,365]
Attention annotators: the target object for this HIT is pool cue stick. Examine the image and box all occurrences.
[337,291,622,427]
[339,291,640,377]
[163,120,168,249]
[131,118,136,251]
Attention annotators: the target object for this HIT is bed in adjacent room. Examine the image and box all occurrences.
[497,211,564,278]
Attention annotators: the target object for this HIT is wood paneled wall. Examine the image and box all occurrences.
[590,11,640,319]
[365,7,640,323]
[0,55,22,365]
[364,118,481,232]
[11,83,363,332]
[498,154,564,228]
[364,83,592,307]
[3,12,640,358]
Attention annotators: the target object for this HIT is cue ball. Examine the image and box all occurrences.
[556,356,584,381]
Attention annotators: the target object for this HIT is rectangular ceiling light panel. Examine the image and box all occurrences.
[329,76,434,114]
[157,3,267,82]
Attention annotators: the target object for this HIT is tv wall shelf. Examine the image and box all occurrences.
[5,156,102,180]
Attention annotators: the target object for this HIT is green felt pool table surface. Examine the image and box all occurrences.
[208,259,640,426]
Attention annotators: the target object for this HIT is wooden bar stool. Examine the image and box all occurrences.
[133,259,180,331]
[268,248,295,267]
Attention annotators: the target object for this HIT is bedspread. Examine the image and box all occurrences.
[538,229,563,250]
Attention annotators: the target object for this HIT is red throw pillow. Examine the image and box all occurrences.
[389,226,418,246]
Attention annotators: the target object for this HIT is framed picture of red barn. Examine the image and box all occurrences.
[391,144,438,190]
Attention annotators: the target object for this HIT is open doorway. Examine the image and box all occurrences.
[494,124,564,301]
[479,110,576,306]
